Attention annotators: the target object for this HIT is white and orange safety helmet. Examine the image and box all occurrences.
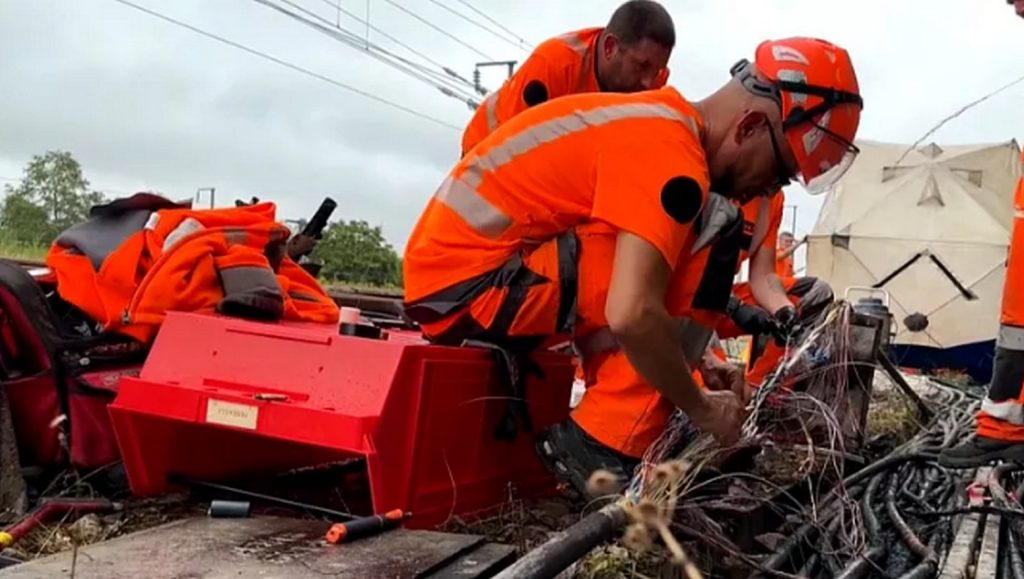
[731,37,864,195]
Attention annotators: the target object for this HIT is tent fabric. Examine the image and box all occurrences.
[807,139,1022,349]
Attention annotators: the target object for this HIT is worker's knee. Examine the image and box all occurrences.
[790,276,833,320]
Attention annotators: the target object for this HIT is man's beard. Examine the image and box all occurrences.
[709,170,735,200]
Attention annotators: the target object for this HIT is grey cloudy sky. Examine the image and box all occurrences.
[0,0,1022,261]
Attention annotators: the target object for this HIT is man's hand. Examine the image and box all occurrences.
[772,305,800,344]
[699,353,751,405]
[689,390,745,446]
[729,297,775,336]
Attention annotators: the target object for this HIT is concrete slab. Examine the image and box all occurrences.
[0,516,512,579]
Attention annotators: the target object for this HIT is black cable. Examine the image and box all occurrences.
[381,0,494,60]
[451,0,533,48]
[427,0,526,50]
[108,0,461,131]
[253,0,480,103]
[312,0,474,87]
[835,546,886,579]
[1009,528,1024,579]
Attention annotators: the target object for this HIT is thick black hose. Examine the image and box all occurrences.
[754,484,867,575]
[886,476,935,562]
[896,531,943,579]
[492,503,628,579]
[797,552,820,578]
[862,472,885,540]
[834,546,886,579]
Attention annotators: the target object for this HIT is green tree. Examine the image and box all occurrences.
[317,219,401,286]
[1,151,105,244]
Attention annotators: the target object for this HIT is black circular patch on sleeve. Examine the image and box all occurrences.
[660,176,703,224]
[523,80,549,107]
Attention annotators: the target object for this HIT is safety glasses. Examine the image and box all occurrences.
[730,59,863,194]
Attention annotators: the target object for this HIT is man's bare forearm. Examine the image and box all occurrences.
[750,245,793,314]
[751,273,792,314]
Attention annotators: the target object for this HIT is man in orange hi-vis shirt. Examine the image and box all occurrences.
[940,0,1024,468]
[460,0,675,156]
[405,38,864,495]
[710,196,833,389]
[776,231,798,277]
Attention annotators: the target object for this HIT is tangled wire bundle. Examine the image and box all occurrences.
[599,302,995,578]
[755,381,980,578]
[599,303,869,576]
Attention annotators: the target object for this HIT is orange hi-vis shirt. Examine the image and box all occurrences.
[737,191,786,271]
[776,254,796,278]
[461,28,605,155]
[405,87,709,304]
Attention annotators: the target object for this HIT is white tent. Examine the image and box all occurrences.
[807,139,1022,353]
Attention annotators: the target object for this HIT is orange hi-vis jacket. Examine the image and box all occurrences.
[405,87,708,309]
[462,28,618,156]
[46,194,339,344]
[462,28,603,155]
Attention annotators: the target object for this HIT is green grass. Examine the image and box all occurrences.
[0,241,404,298]
[0,239,47,262]
[323,281,403,296]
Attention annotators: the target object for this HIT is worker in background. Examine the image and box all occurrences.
[460,0,675,156]
[939,0,1024,468]
[404,38,863,494]
[775,231,804,278]
[711,197,834,389]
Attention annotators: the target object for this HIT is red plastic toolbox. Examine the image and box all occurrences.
[108,312,573,528]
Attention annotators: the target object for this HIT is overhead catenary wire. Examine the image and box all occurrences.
[426,0,529,52]
[281,0,480,100]
[894,71,1024,166]
[251,0,480,106]
[310,0,476,90]
[380,0,493,61]
[451,0,533,49]
[108,0,460,131]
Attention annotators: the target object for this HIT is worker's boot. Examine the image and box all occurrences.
[535,419,639,499]
[938,435,1024,468]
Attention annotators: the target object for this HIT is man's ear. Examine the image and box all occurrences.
[602,33,619,58]
[734,110,770,144]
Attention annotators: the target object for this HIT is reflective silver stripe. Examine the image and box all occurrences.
[439,102,698,238]
[573,317,711,366]
[474,103,696,175]
[691,193,740,254]
[556,32,588,56]
[163,217,204,251]
[482,91,499,132]
[998,325,1024,351]
[435,176,511,238]
[981,397,1024,425]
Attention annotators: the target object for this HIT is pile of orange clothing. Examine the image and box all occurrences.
[46,193,339,344]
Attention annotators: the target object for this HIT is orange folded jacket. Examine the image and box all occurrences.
[46,193,339,343]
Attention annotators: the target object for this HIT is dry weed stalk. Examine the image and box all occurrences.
[579,302,869,575]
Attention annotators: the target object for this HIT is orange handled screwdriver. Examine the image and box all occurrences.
[325,509,410,544]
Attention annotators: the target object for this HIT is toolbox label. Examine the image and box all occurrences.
[206,399,259,430]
